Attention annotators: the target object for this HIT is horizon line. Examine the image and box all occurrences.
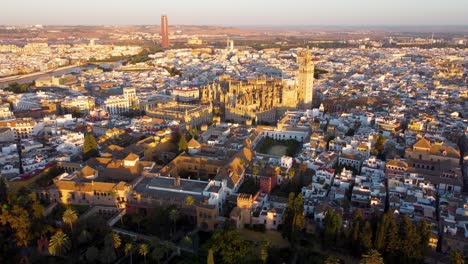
[1,23,468,28]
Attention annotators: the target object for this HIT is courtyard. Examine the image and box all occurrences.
[255,137,301,157]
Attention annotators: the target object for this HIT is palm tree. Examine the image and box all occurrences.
[78,229,92,244]
[32,201,45,219]
[450,250,464,264]
[260,240,270,264]
[150,245,162,264]
[101,231,121,262]
[360,249,384,264]
[253,166,259,176]
[124,243,134,264]
[134,213,144,232]
[324,257,341,264]
[169,208,179,235]
[161,241,174,261]
[112,232,122,249]
[105,232,122,250]
[185,196,195,207]
[139,243,149,264]
[149,237,161,263]
[181,236,193,249]
[48,230,71,256]
[62,208,78,232]
[150,239,174,263]
[288,168,296,180]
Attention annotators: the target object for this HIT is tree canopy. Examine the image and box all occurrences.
[282,192,305,245]
[4,82,33,94]
[450,250,464,264]
[372,135,386,158]
[48,230,71,256]
[323,209,342,247]
[210,226,251,264]
[185,195,195,206]
[139,243,150,264]
[360,249,384,264]
[0,177,7,204]
[62,208,78,232]
[178,135,188,153]
[83,133,99,161]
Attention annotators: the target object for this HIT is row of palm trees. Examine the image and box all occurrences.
[48,207,175,263]
[48,228,154,263]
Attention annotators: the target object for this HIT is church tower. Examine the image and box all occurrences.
[297,48,315,109]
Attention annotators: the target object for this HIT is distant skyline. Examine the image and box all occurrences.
[1,0,468,26]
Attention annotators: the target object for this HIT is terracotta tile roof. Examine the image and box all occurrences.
[106,145,124,152]
[413,137,431,150]
[187,138,201,148]
[430,144,460,159]
[215,147,253,189]
[0,120,36,127]
[102,160,142,181]
[340,153,362,161]
[54,180,129,192]
[123,144,144,155]
[357,143,369,150]
[85,157,112,168]
[106,160,124,169]
[81,166,97,177]
[386,160,408,168]
[238,147,253,162]
[125,153,140,161]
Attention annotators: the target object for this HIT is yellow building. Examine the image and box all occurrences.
[46,178,131,208]
[237,193,254,209]
[159,152,226,180]
[145,101,212,127]
[230,193,255,229]
[408,119,425,132]
[405,137,460,168]
[196,204,218,231]
[0,119,40,139]
[405,137,462,193]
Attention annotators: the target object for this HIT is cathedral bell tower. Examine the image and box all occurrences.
[297,48,315,109]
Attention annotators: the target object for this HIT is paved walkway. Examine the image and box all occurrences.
[43,202,58,216]
[112,227,194,254]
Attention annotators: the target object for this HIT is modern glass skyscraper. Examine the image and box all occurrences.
[161,14,169,48]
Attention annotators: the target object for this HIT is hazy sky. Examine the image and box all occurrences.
[1,0,468,26]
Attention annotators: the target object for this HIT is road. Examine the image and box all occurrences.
[0,64,95,88]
